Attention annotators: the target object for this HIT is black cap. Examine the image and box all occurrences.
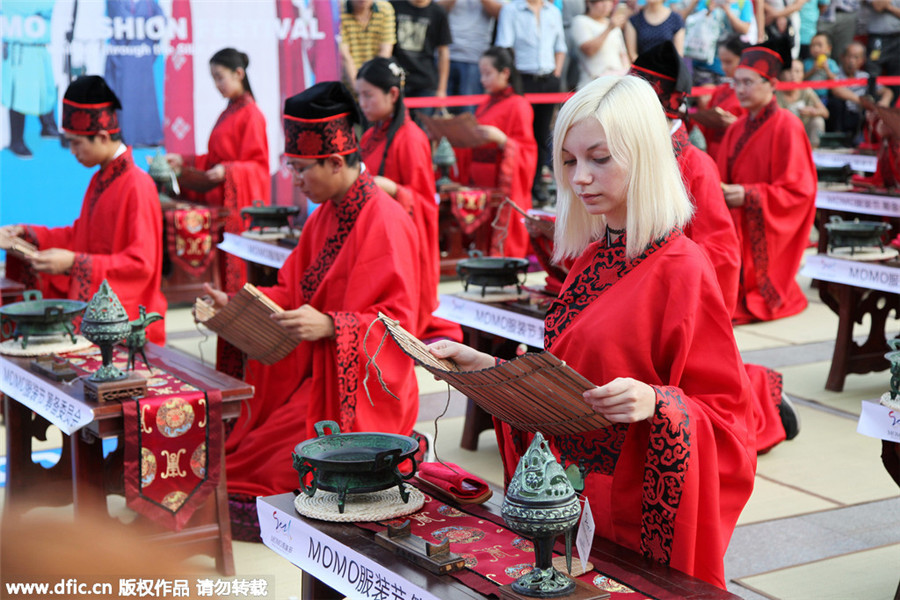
[628,41,691,118]
[283,81,360,125]
[62,76,122,135]
[64,75,122,109]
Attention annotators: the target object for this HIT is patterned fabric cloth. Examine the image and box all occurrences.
[61,345,222,531]
[357,492,675,598]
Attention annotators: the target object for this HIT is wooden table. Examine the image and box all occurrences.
[809,197,900,391]
[0,343,253,575]
[257,488,741,600]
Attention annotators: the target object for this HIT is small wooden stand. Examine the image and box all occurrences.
[30,355,78,382]
[83,373,147,403]
[499,577,609,600]
[374,520,466,575]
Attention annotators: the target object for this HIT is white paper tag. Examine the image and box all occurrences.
[575,495,595,574]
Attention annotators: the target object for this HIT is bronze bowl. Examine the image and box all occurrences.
[825,216,892,254]
[0,291,87,348]
[292,420,419,514]
[456,252,530,296]
[240,200,300,231]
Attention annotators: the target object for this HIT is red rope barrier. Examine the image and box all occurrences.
[403,75,900,107]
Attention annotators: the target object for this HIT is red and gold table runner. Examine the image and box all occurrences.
[62,346,222,530]
[450,188,493,236]
[166,207,215,277]
[358,493,666,599]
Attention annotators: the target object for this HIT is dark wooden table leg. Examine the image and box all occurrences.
[825,283,856,392]
[214,437,236,576]
[71,428,108,521]
[301,571,343,600]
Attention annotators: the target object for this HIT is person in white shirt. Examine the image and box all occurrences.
[572,0,631,87]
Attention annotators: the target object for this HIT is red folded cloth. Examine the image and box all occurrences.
[415,462,492,504]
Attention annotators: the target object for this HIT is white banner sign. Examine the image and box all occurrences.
[816,189,900,217]
[0,358,93,435]
[217,232,292,269]
[257,496,440,600]
[857,400,900,443]
[434,294,544,348]
[812,151,878,173]
[801,255,900,294]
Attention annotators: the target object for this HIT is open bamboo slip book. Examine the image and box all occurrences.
[376,313,610,435]
[194,283,297,365]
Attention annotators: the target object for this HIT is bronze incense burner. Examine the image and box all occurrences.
[501,432,581,598]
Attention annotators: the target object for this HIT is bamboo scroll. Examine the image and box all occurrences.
[194,283,297,364]
[377,313,611,435]
[8,238,39,260]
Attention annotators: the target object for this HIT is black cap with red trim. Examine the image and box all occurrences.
[283,81,360,159]
[62,76,122,136]
[628,41,691,119]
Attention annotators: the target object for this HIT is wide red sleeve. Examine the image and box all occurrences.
[681,146,740,314]
[221,106,270,207]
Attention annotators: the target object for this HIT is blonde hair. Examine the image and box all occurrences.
[552,75,693,261]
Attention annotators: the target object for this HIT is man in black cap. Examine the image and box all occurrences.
[717,39,817,326]
[0,75,167,344]
[201,82,423,536]
[630,41,801,452]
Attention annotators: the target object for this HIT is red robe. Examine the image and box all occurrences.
[673,123,787,454]
[224,170,422,497]
[183,92,270,294]
[673,122,741,314]
[15,148,167,345]
[453,86,537,258]
[697,83,745,164]
[360,114,461,342]
[718,99,818,324]
[496,231,756,588]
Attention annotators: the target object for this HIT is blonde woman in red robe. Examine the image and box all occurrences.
[718,40,818,324]
[166,48,270,296]
[356,57,461,342]
[430,75,755,588]
[453,46,538,258]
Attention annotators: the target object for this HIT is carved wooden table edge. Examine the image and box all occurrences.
[1,342,253,576]
[275,483,741,600]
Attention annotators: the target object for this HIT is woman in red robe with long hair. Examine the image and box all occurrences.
[430,76,755,589]
[166,48,270,296]
[356,57,461,342]
[453,46,538,258]
[695,35,748,162]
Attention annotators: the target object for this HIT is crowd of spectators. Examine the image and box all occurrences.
[340,0,900,189]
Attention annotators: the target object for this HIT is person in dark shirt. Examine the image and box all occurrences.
[390,0,452,116]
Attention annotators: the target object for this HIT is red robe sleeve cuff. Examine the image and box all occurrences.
[644,384,691,565]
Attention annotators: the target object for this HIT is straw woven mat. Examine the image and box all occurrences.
[293,486,425,523]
